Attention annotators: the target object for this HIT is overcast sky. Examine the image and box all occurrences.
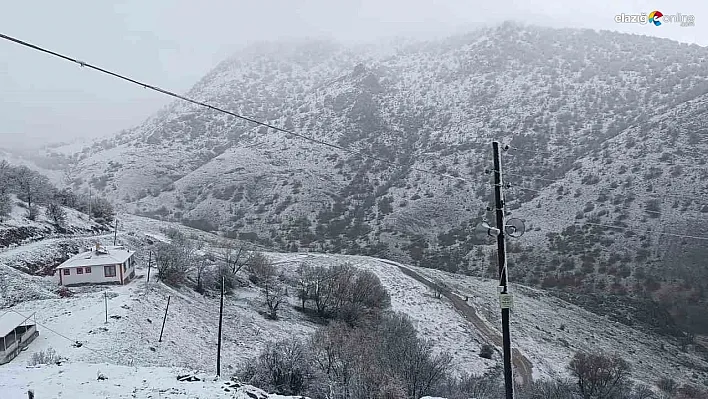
[0,0,706,150]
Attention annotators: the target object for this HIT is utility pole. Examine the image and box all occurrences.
[104,291,108,324]
[146,250,152,284]
[159,296,170,342]
[492,141,514,398]
[88,187,92,221]
[113,218,118,246]
[216,276,225,377]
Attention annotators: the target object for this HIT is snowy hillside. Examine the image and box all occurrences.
[0,195,106,247]
[48,23,708,266]
[11,21,708,371]
[407,265,708,388]
[0,211,707,396]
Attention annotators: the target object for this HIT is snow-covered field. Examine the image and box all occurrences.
[1,363,305,398]
[2,212,707,397]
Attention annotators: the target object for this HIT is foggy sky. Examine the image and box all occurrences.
[1,0,706,150]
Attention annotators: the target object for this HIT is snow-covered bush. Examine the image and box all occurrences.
[28,347,62,366]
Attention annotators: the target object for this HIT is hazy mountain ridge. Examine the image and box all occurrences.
[31,23,708,333]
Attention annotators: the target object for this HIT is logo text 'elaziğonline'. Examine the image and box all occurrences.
[615,11,695,27]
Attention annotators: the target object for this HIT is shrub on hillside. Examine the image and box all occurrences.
[569,351,631,399]
[46,202,67,226]
[308,312,451,399]
[240,337,323,396]
[479,344,494,359]
[296,263,390,324]
[89,197,115,224]
[154,239,196,287]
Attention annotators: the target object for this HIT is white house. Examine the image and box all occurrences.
[56,243,137,286]
[0,312,39,365]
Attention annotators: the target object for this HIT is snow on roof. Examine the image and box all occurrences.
[0,312,34,338]
[56,245,135,269]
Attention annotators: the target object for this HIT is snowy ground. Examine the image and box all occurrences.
[1,363,306,398]
[2,212,706,396]
[266,253,497,376]
[408,266,708,387]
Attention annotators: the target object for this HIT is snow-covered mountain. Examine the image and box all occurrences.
[32,23,708,335]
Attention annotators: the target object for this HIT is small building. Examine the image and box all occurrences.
[0,312,39,365]
[56,243,137,286]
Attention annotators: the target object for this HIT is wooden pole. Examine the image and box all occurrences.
[104,291,108,324]
[113,218,118,246]
[146,251,152,284]
[217,277,224,377]
[159,296,170,342]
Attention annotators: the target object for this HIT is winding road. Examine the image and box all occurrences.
[382,260,534,387]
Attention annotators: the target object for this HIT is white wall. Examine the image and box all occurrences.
[58,254,137,286]
[59,264,123,286]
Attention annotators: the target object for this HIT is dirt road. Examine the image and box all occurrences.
[388,261,534,387]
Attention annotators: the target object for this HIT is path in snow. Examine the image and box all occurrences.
[387,260,534,387]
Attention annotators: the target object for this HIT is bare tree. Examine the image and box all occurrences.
[220,241,246,274]
[569,351,631,399]
[241,337,322,396]
[46,202,67,226]
[195,256,210,294]
[154,241,194,287]
[343,269,390,324]
[296,263,315,310]
[0,192,11,222]
[13,166,50,213]
[54,187,79,209]
[296,263,389,323]
[0,160,11,196]
[247,252,276,285]
[263,274,285,320]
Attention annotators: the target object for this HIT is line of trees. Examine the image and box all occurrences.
[0,160,114,225]
[242,338,708,399]
[154,228,249,294]
[295,262,390,325]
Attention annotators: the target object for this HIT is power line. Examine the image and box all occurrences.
[9,309,121,363]
[0,32,467,184]
[505,146,553,156]
[576,221,708,242]
[505,172,562,184]
[503,169,708,208]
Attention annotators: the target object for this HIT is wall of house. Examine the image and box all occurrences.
[59,254,137,286]
[120,255,137,284]
[59,264,123,286]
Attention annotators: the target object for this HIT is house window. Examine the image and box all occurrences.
[85,267,92,273]
[63,269,70,275]
[104,265,116,277]
[76,267,83,274]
